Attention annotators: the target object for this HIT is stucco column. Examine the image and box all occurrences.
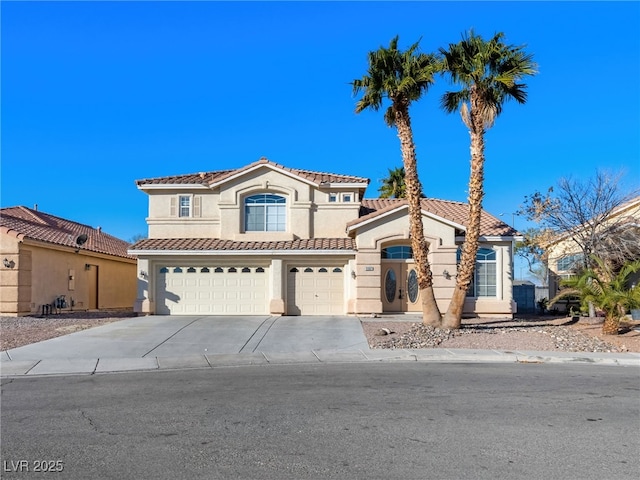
[134,258,152,314]
[269,258,285,315]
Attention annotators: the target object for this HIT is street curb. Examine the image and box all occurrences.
[1,349,639,378]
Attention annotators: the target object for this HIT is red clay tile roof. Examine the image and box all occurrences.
[130,237,356,252]
[1,206,136,260]
[136,157,370,187]
[350,198,517,237]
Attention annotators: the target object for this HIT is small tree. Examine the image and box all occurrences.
[550,257,640,335]
[519,170,640,307]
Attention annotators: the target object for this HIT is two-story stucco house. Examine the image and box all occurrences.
[129,158,519,317]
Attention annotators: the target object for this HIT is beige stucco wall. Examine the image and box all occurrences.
[143,166,362,240]
[0,235,137,316]
[350,209,461,314]
[146,188,219,238]
[350,211,515,317]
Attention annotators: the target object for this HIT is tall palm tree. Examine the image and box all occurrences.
[439,30,537,329]
[352,36,442,326]
[550,257,640,335]
[379,166,406,198]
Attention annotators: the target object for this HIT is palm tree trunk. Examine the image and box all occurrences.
[394,103,442,326]
[443,93,485,329]
[601,315,620,335]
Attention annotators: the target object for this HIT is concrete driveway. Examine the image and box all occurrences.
[1,315,371,361]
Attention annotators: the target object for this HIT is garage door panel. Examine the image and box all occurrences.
[287,266,344,315]
[157,266,268,315]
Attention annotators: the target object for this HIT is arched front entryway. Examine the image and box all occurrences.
[380,245,421,313]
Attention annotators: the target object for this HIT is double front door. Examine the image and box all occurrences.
[381,261,421,312]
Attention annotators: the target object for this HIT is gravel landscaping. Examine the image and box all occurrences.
[0,310,137,351]
[362,316,640,353]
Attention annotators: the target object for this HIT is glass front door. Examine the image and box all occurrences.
[381,262,421,312]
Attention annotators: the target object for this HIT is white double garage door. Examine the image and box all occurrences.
[156,264,345,315]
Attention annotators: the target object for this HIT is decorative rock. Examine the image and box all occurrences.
[375,327,394,336]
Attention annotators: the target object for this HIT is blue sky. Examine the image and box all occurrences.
[2,1,639,280]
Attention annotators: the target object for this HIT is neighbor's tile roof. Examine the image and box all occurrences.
[350,198,517,237]
[0,206,135,260]
[130,237,356,252]
[136,157,370,187]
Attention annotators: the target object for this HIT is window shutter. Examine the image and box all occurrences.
[193,196,202,217]
[170,197,177,217]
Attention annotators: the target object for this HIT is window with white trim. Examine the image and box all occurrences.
[329,193,337,203]
[244,194,286,232]
[342,193,352,202]
[171,195,201,218]
[459,247,497,297]
[179,195,191,217]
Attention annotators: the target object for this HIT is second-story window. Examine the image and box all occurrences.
[245,194,286,232]
[179,196,191,217]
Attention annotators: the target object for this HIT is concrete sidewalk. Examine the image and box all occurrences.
[1,315,639,377]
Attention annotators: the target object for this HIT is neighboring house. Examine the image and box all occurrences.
[129,158,520,317]
[546,196,640,307]
[0,206,137,316]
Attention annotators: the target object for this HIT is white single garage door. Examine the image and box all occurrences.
[287,266,344,315]
[156,265,268,315]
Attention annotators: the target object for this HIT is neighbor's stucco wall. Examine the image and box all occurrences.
[0,234,137,316]
[0,233,31,315]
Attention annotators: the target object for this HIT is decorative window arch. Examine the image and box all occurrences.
[244,194,286,232]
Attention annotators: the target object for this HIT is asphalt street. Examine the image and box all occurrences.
[2,362,639,480]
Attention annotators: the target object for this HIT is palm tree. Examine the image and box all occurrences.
[379,166,406,198]
[550,257,640,335]
[439,30,537,329]
[352,36,442,326]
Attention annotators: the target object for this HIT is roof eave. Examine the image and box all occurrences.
[455,235,523,242]
[128,249,356,256]
[347,205,467,233]
[137,183,210,191]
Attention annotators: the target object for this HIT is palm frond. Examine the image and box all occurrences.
[351,35,440,121]
[439,29,537,126]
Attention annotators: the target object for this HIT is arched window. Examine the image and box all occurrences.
[244,194,286,232]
